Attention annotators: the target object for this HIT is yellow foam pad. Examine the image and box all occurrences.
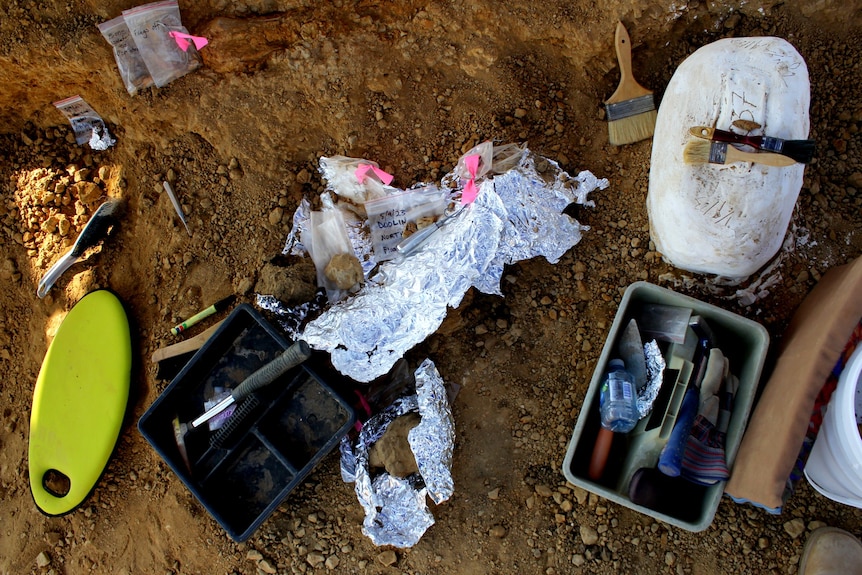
[29,290,131,515]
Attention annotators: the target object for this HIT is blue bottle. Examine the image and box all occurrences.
[599,359,639,433]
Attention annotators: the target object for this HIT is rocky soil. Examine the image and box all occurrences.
[1,1,861,575]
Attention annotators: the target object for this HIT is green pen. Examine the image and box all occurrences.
[170,295,236,336]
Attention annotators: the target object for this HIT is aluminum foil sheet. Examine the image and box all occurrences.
[282,196,310,256]
[638,339,666,419]
[255,292,327,341]
[88,122,116,151]
[408,359,455,504]
[340,359,454,548]
[300,150,608,382]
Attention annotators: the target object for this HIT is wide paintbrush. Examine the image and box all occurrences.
[604,22,657,146]
[690,126,815,164]
[683,139,796,167]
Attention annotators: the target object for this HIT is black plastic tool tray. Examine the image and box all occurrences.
[138,304,355,542]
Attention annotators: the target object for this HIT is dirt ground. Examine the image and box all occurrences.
[1,1,862,574]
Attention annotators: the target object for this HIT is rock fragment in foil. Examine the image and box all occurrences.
[341,359,454,548]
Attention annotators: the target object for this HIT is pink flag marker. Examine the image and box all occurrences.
[460,154,481,204]
[464,154,480,178]
[461,179,479,205]
[354,163,394,185]
[169,31,209,52]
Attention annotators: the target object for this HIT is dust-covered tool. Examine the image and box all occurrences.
[163,180,192,236]
[37,199,122,298]
[395,205,467,258]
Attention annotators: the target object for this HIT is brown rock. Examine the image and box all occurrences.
[376,550,397,567]
[324,252,364,290]
[368,412,421,477]
[74,181,102,205]
[254,261,317,304]
[198,16,302,74]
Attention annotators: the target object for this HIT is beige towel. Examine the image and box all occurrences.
[726,256,862,510]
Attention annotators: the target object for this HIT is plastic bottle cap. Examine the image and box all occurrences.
[608,358,625,371]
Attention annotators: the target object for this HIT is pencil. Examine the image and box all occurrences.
[170,295,236,336]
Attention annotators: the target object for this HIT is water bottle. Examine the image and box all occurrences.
[588,359,640,480]
[599,359,639,433]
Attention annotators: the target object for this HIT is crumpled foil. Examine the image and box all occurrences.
[408,359,455,504]
[637,339,666,419]
[341,359,454,548]
[255,292,327,341]
[282,196,310,256]
[300,150,608,382]
[88,121,116,151]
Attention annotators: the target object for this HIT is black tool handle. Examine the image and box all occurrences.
[231,340,311,402]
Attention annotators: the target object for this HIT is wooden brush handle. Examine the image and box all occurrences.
[725,146,796,167]
[150,320,225,363]
[605,21,652,104]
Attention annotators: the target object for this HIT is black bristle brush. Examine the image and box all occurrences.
[209,394,262,449]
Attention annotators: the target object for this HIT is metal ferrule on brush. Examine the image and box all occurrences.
[605,94,655,121]
[759,136,784,153]
[709,142,728,164]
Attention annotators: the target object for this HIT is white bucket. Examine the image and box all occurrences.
[804,345,862,508]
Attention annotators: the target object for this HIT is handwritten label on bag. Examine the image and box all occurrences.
[368,206,408,258]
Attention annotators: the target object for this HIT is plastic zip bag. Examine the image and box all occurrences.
[319,156,395,207]
[123,0,201,88]
[442,142,527,202]
[97,15,154,95]
[302,196,356,302]
[53,96,116,150]
[364,186,447,262]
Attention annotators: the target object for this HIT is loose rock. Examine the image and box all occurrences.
[580,525,599,545]
[376,550,397,566]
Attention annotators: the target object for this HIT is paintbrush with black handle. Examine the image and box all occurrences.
[690,126,815,164]
[683,139,796,167]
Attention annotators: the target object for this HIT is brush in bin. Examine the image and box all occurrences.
[172,340,312,475]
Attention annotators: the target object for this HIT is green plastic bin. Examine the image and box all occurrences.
[562,282,769,531]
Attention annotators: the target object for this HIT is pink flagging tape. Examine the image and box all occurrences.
[169,31,209,52]
[354,163,394,185]
[460,154,480,204]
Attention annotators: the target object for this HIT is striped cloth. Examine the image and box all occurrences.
[680,414,730,485]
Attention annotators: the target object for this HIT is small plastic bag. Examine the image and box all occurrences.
[97,15,154,95]
[490,142,527,174]
[53,96,116,150]
[122,0,201,88]
[302,197,356,301]
[364,186,447,262]
[451,141,493,183]
[445,142,527,187]
[319,155,395,206]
